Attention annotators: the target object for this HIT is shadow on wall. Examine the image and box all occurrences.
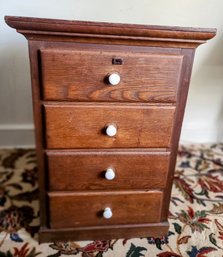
[184,30,223,143]
[217,103,223,141]
[0,39,33,124]
[194,30,223,69]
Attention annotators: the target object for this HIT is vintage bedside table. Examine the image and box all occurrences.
[5,16,216,242]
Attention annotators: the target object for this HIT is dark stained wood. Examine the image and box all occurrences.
[39,221,169,242]
[44,103,175,149]
[41,48,183,102]
[4,16,216,48]
[48,191,163,228]
[5,16,216,242]
[46,150,170,190]
[27,41,48,227]
[160,48,196,221]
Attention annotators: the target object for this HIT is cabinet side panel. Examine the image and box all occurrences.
[161,48,195,221]
[28,41,48,228]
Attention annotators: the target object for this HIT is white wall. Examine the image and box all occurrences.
[0,0,223,147]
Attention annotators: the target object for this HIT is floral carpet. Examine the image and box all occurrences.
[0,144,223,257]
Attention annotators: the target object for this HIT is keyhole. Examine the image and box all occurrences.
[112,57,123,65]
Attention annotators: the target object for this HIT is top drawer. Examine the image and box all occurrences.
[40,48,183,103]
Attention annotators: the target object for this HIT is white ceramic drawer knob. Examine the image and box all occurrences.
[105,168,115,180]
[106,125,117,137]
[103,207,112,219]
[108,73,121,86]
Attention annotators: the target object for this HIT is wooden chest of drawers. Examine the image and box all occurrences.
[5,16,216,242]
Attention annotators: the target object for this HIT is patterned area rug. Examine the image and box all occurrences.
[0,144,223,257]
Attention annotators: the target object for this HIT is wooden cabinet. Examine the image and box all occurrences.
[5,16,216,242]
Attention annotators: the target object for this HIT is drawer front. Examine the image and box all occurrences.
[47,150,170,191]
[44,104,175,149]
[41,48,183,103]
[48,191,163,228]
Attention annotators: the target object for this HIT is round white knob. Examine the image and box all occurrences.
[103,207,112,219]
[108,73,121,86]
[105,168,115,180]
[106,125,117,137]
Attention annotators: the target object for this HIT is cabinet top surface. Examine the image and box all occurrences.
[5,16,216,48]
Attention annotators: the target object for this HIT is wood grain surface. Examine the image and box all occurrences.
[41,48,183,102]
[48,191,163,228]
[5,16,216,48]
[44,103,175,149]
[46,150,170,190]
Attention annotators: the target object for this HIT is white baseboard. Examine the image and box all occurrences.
[180,125,223,144]
[0,124,35,148]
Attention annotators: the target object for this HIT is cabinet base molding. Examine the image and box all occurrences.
[39,222,169,242]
